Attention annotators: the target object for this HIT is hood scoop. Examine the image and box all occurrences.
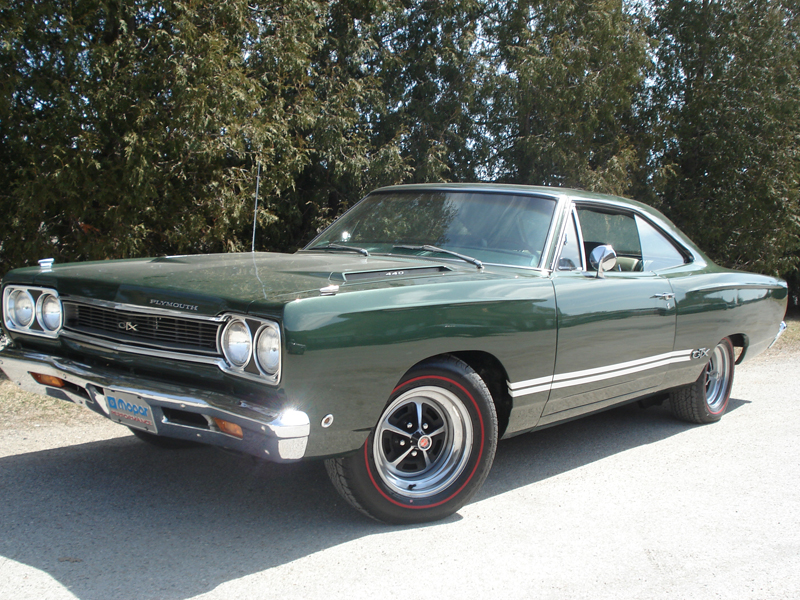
[343,265,452,283]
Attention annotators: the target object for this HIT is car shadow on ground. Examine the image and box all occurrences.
[0,397,749,600]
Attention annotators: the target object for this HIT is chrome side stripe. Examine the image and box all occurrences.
[508,349,694,398]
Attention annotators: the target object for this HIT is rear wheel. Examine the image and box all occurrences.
[325,356,498,524]
[670,338,735,424]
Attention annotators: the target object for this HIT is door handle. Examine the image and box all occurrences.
[651,293,675,301]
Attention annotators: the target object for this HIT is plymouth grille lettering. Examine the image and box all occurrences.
[150,299,199,311]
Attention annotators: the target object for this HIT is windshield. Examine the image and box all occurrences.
[306,190,557,268]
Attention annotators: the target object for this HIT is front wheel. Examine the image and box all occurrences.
[325,356,498,524]
[669,338,735,424]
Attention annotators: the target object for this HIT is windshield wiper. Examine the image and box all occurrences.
[309,243,370,257]
[393,244,483,270]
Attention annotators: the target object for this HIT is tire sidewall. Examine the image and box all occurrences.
[701,338,735,421]
[349,360,497,524]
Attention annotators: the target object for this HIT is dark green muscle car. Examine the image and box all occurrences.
[0,184,788,523]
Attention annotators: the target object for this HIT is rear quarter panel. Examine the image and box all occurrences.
[665,266,787,387]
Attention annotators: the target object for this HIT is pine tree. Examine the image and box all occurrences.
[649,0,800,277]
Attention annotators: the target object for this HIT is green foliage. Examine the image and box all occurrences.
[648,0,800,278]
[0,0,798,301]
[374,0,486,183]
[1,0,264,267]
[481,0,651,195]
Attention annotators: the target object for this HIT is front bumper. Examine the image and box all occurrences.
[0,346,309,461]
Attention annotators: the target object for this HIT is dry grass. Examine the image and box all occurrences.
[0,372,101,430]
[766,313,800,354]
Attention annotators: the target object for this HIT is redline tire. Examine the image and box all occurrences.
[669,338,735,424]
[325,356,498,524]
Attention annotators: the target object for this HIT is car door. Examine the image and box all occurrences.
[539,205,687,424]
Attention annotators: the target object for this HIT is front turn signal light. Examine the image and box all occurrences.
[30,372,65,387]
[214,418,244,439]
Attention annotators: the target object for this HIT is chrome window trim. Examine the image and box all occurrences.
[550,204,586,273]
[569,198,697,266]
[539,193,572,271]
[365,253,553,273]
[306,188,566,272]
[574,207,587,270]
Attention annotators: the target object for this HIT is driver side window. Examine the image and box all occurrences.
[576,208,642,272]
[574,207,686,272]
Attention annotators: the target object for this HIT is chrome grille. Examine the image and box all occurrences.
[63,302,220,355]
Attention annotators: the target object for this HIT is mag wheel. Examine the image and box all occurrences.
[670,338,735,424]
[326,356,498,524]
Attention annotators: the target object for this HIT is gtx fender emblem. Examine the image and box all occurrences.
[692,348,710,359]
[119,322,139,332]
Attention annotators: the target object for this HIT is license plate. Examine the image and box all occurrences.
[105,390,158,433]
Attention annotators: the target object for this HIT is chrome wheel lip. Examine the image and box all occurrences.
[373,385,473,499]
[705,343,731,413]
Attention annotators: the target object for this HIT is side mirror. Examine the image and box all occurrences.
[589,244,617,278]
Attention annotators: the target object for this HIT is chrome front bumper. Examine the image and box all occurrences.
[0,346,309,461]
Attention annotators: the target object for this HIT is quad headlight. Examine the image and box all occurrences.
[255,323,281,376]
[221,318,253,368]
[219,316,281,384]
[38,292,63,332]
[3,286,63,338]
[9,289,35,328]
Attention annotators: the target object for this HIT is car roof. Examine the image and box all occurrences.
[373,182,647,209]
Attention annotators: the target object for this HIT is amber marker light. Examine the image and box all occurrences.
[214,418,244,439]
[30,373,65,387]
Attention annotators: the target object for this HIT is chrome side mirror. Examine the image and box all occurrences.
[589,244,617,278]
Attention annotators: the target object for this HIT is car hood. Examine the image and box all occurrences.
[13,251,526,316]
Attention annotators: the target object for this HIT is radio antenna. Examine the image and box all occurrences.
[251,161,261,253]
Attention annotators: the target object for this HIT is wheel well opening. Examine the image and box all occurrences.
[450,351,512,438]
[727,333,748,363]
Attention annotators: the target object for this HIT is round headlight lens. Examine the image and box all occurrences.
[11,290,35,328]
[40,294,63,331]
[222,319,252,368]
[255,326,281,375]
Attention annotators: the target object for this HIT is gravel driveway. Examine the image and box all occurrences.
[0,345,798,600]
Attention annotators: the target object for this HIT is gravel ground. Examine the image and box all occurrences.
[0,330,798,600]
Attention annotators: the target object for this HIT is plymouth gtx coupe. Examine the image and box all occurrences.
[0,184,787,523]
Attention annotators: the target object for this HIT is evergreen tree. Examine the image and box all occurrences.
[481,0,651,195]
[649,0,800,277]
[1,0,797,298]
